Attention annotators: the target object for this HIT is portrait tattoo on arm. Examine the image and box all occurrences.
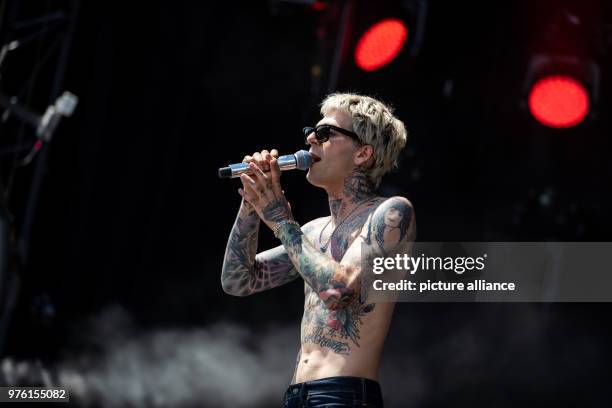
[365,197,414,257]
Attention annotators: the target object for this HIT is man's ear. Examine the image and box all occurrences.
[354,144,374,167]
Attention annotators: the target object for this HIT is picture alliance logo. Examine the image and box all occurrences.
[372,253,488,275]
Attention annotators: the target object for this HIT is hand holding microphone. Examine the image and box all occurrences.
[232,149,297,233]
[242,149,280,174]
[218,149,311,179]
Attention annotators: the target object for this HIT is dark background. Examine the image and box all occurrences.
[1,0,611,407]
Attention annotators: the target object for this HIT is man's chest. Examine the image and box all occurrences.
[311,210,373,261]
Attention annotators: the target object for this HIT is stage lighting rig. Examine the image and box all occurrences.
[522,55,600,129]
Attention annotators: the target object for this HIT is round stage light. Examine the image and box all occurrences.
[528,75,589,128]
[355,18,408,72]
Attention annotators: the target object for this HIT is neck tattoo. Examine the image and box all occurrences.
[319,169,376,252]
[319,200,369,252]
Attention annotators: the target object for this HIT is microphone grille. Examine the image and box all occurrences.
[294,150,312,170]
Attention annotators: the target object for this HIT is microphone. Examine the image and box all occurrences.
[218,150,312,179]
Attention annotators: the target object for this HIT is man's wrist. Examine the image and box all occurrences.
[273,219,300,239]
[239,199,258,217]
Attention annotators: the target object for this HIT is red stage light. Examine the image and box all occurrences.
[310,1,328,11]
[528,75,590,128]
[355,18,408,72]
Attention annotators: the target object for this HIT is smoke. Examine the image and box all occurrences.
[2,305,299,408]
[2,303,608,407]
[380,303,552,407]
[380,303,609,407]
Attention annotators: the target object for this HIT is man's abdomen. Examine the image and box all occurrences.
[295,301,395,383]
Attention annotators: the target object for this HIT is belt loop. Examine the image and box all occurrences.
[299,382,308,405]
[361,378,367,401]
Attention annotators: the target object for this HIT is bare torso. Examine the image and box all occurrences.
[293,198,396,383]
[221,148,416,387]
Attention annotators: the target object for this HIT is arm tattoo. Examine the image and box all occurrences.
[277,224,356,309]
[221,207,298,296]
[366,197,414,256]
[262,198,291,224]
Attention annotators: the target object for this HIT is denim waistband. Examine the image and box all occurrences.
[284,376,382,401]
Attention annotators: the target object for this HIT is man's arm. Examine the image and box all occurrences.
[239,153,416,309]
[275,196,416,309]
[221,200,299,296]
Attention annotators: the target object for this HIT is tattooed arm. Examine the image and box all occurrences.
[239,154,416,308]
[221,199,300,296]
[276,196,415,309]
[236,156,352,306]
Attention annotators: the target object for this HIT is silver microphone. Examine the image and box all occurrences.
[218,150,312,179]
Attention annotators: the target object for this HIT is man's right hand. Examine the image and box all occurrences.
[239,149,279,214]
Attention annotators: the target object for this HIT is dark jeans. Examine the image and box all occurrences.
[282,376,384,407]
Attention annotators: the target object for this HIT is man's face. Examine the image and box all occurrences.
[305,110,361,191]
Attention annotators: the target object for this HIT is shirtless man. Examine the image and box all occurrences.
[221,93,416,407]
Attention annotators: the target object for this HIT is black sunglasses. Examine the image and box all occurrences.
[303,124,361,145]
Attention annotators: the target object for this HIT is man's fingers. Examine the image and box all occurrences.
[244,149,278,172]
[238,189,260,214]
[245,164,273,201]
[238,188,256,206]
[249,162,269,180]
[260,150,271,171]
[264,152,276,175]
[239,172,256,189]
[250,152,262,169]
[248,162,277,202]
[240,173,261,201]
[269,158,283,196]
[238,188,251,203]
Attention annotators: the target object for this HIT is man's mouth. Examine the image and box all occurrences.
[309,152,322,166]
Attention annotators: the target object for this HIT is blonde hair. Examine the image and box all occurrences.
[320,92,408,189]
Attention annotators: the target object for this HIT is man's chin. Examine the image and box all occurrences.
[306,170,325,188]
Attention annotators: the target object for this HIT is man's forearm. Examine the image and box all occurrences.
[276,223,356,309]
[221,200,261,295]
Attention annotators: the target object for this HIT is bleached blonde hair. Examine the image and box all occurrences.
[320,92,408,189]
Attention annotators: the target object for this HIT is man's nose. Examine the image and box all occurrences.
[306,132,319,146]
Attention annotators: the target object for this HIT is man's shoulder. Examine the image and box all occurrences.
[363,196,416,248]
[371,196,414,212]
[362,196,414,220]
[300,197,414,233]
